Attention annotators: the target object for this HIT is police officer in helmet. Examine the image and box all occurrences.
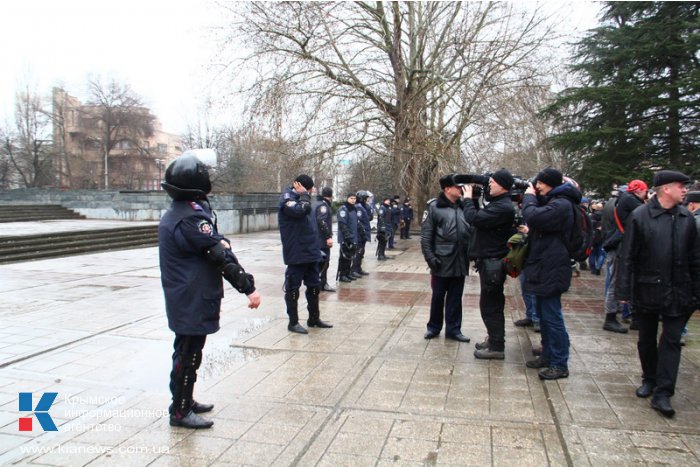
[159,154,261,429]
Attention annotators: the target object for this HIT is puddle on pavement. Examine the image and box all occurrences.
[198,316,277,379]
[199,345,275,380]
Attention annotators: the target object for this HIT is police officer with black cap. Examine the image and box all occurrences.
[376,198,393,261]
[159,154,261,429]
[353,190,372,276]
[337,192,366,282]
[279,174,333,333]
[312,187,335,292]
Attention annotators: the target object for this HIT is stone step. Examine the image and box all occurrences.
[0,204,85,222]
[0,226,158,263]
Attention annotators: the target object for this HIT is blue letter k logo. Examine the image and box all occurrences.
[19,392,58,431]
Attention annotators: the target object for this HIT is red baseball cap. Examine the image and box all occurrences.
[627,180,648,193]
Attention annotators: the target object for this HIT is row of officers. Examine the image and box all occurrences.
[311,188,415,286]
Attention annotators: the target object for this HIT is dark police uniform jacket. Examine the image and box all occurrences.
[312,196,333,252]
[357,203,371,243]
[338,203,360,244]
[159,200,228,335]
[278,186,322,265]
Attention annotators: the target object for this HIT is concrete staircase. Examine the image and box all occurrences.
[0,225,159,264]
[0,204,85,222]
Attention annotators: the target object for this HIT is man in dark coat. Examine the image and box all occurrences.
[603,179,648,333]
[312,187,335,292]
[401,197,414,239]
[337,193,364,282]
[159,154,261,429]
[279,174,333,334]
[463,169,516,360]
[376,198,393,261]
[521,167,580,380]
[353,190,372,276]
[420,174,472,343]
[616,170,700,418]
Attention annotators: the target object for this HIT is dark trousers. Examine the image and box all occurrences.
[388,225,396,248]
[169,334,207,415]
[637,312,692,397]
[319,248,331,288]
[478,269,506,351]
[401,220,412,238]
[427,275,465,336]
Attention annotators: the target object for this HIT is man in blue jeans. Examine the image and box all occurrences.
[521,167,581,380]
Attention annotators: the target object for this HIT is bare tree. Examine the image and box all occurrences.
[221,1,557,207]
[84,78,155,189]
[1,83,54,188]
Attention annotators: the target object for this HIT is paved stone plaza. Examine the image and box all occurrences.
[0,222,699,466]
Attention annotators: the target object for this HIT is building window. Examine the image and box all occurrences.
[157,143,167,154]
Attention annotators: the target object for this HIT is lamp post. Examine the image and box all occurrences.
[155,158,164,189]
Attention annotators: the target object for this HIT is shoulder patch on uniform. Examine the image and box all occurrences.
[357,210,362,217]
[197,220,213,236]
[283,192,294,200]
[320,205,327,214]
[339,210,346,218]
[189,201,203,211]
[285,200,297,207]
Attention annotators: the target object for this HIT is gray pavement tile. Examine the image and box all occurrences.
[1,229,700,465]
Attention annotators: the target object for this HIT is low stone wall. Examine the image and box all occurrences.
[0,189,280,235]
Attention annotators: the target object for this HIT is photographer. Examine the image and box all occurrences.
[462,169,516,360]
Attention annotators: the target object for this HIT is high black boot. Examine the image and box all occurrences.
[285,288,308,334]
[169,344,213,429]
[306,286,333,328]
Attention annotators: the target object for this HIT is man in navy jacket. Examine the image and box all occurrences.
[160,155,260,429]
[279,175,333,333]
[521,167,580,380]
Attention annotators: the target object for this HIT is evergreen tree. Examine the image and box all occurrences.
[545,2,700,194]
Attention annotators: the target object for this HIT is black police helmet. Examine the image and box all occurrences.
[161,155,212,201]
[356,190,369,203]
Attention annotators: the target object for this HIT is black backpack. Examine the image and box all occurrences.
[563,201,593,262]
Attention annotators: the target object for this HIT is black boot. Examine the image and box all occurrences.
[285,289,308,334]
[170,344,212,428]
[307,286,333,328]
[603,314,628,333]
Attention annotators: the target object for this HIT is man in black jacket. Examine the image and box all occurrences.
[616,170,700,418]
[463,169,516,359]
[420,174,472,343]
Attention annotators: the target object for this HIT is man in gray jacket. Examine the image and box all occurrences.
[420,174,472,343]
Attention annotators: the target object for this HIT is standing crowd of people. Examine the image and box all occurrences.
[157,152,698,428]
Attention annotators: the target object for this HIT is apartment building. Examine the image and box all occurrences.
[52,87,182,190]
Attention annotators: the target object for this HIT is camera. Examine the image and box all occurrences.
[453,173,533,203]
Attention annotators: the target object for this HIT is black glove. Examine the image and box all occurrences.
[427,257,441,271]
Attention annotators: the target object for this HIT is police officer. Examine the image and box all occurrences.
[313,187,335,292]
[353,190,372,277]
[401,197,414,239]
[279,174,333,333]
[159,154,261,429]
[337,193,364,282]
[376,198,393,261]
[389,195,401,248]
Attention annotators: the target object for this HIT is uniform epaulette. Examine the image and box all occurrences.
[188,201,203,211]
[426,198,437,206]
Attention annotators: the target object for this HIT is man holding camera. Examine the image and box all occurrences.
[463,169,516,360]
[521,167,580,380]
[420,174,472,343]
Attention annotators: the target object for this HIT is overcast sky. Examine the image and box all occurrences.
[0,1,603,136]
